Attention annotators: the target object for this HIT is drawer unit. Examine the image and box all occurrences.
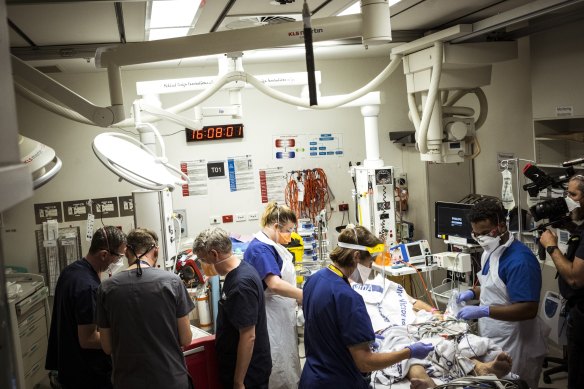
[6,273,50,389]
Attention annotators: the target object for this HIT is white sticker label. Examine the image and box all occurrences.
[556,106,573,117]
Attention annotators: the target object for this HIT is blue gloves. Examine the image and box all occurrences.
[456,289,475,304]
[456,305,490,320]
[405,342,434,359]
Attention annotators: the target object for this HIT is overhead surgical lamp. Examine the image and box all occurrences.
[92,132,188,191]
[19,135,62,189]
[92,100,190,191]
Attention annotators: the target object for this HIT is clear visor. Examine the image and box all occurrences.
[337,242,385,255]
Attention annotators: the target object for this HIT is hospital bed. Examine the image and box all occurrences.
[353,275,524,389]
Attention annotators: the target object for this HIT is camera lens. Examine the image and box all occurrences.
[529,197,569,222]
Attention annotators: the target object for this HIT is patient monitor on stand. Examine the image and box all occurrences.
[431,201,481,302]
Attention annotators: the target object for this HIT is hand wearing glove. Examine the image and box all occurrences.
[456,289,475,304]
[456,305,490,320]
[405,342,434,360]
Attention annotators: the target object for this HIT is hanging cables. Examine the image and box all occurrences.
[285,168,331,222]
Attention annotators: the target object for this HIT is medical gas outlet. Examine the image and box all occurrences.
[433,252,471,273]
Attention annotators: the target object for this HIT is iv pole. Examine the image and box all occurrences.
[500,157,535,239]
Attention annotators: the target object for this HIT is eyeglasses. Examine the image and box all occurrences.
[471,227,498,239]
[106,250,125,258]
[276,224,295,234]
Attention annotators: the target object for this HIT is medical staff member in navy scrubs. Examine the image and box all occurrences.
[244,202,302,389]
[46,226,127,389]
[457,199,546,389]
[300,225,433,389]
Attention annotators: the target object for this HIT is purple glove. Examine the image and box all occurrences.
[405,342,434,359]
[456,289,475,304]
[456,305,490,320]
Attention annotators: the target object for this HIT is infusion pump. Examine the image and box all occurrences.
[354,166,397,246]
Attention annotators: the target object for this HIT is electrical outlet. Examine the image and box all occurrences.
[174,209,188,237]
[396,173,407,188]
[222,215,234,223]
[248,212,259,221]
[210,215,221,225]
[235,214,246,222]
[338,203,349,211]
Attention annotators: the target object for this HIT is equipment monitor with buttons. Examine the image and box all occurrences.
[389,240,431,265]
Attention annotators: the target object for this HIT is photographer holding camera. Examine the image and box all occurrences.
[540,174,584,389]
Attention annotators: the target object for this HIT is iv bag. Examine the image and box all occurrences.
[501,169,515,210]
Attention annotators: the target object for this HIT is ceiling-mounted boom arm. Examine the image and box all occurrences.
[95,5,391,124]
[11,55,120,127]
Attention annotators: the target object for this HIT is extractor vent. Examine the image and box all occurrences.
[224,15,300,30]
[34,65,63,74]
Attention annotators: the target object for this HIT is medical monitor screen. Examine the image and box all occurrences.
[435,202,475,241]
[406,244,423,258]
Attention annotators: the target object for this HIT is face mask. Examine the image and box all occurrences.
[566,196,581,212]
[475,234,501,253]
[350,263,372,284]
[278,232,292,245]
[200,254,230,276]
[100,258,124,281]
[108,258,125,275]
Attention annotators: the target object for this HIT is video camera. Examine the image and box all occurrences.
[522,158,582,227]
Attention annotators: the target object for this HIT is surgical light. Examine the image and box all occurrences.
[19,135,62,189]
[92,133,188,191]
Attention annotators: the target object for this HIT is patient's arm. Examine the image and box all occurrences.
[348,342,411,373]
[412,300,440,315]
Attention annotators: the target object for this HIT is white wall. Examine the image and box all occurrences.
[1,32,563,291]
[3,55,423,273]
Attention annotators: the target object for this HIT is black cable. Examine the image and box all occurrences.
[302,1,318,106]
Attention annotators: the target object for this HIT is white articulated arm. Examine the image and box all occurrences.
[11,55,123,127]
[407,41,444,154]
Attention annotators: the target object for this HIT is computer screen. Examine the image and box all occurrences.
[406,243,423,257]
[435,201,475,241]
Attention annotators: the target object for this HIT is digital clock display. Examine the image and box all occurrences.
[185,124,244,142]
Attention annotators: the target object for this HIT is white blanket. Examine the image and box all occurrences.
[352,275,506,386]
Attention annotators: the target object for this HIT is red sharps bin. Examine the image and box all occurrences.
[183,327,220,389]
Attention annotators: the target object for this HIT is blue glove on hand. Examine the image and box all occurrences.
[456,289,475,304]
[405,342,434,359]
[456,305,490,320]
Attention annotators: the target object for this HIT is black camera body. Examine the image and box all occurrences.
[522,163,576,229]
[529,197,568,222]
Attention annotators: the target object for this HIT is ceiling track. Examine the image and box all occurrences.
[114,2,127,44]
[7,18,36,47]
[210,0,237,32]
[11,43,118,61]
[10,30,424,62]
[451,0,584,43]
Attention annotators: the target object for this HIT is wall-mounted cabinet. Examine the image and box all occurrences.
[531,21,584,120]
[534,117,584,167]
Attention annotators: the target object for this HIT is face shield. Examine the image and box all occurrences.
[337,242,385,257]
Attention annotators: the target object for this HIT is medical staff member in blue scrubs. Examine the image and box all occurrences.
[300,225,433,389]
[244,202,302,389]
[457,199,546,389]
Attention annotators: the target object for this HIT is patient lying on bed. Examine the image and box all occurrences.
[352,274,514,389]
